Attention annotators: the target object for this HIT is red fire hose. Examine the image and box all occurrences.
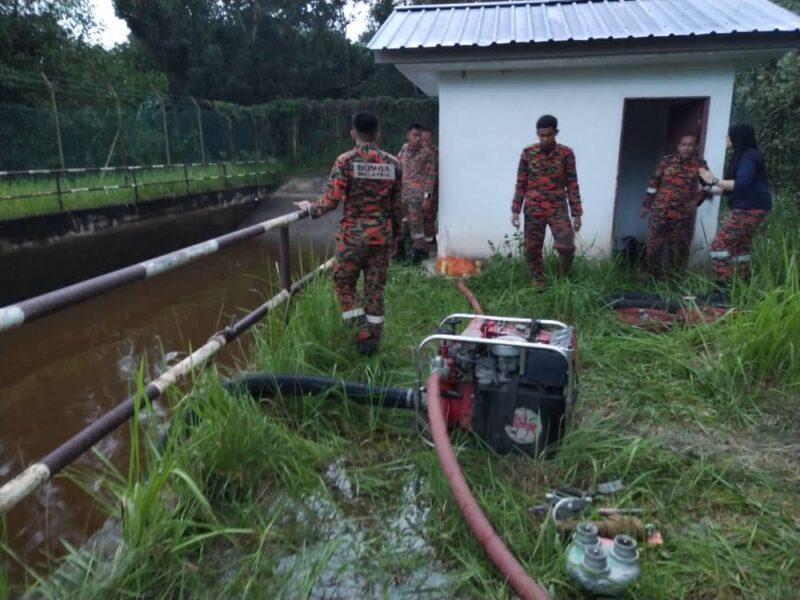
[456,279,485,315]
[426,373,551,600]
[423,280,551,600]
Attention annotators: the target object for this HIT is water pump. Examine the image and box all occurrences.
[417,313,578,456]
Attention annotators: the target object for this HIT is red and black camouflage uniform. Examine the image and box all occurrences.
[307,142,402,344]
[397,143,436,252]
[643,154,707,275]
[710,210,768,279]
[423,143,439,248]
[512,143,582,284]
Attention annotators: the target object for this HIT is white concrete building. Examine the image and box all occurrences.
[369,0,800,261]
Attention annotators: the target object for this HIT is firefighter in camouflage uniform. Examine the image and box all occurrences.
[397,123,436,263]
[295,111,402,355]
[641,134,708,277]
[511,114,583,287]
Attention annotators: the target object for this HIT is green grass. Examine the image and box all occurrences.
[6,198,800,598]
[0,161,285,221]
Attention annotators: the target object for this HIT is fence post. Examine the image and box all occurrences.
[278,226,291,292]
[191,97,206,164]
[292,114,299,166]
[40,73,65,171]
[131,168,140,203]
[251,113,261,161]
[222,162,229,190]
[110,86,127,166]
[183,163,190,194]
[335,110,342,153]
[224,114,236,160]
[156,91,171,166]
[55,171,64,212]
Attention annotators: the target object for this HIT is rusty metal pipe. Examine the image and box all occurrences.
[0,210,309,333]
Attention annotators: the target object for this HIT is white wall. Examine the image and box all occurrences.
[436,63,734,261]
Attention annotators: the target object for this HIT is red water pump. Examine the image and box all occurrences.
[417,313,578,456]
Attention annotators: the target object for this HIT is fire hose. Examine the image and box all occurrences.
[426,370,551,600]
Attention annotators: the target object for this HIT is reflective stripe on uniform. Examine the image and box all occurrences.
[411,233,425,240]
[342,308,365,321]
[709,250,730,259]
[646,187,657,195]
[365,314,384,325]
[732,254,752,263]
[425,237,435,243]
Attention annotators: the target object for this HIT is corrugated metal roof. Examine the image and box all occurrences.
[368,0,800,50]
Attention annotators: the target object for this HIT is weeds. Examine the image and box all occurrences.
[6,197,800,598]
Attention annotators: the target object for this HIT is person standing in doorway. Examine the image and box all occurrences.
[511,114,582,287]
[294,111,402,356]
[699,123,772,281]
[640,133,708,277]
[421,126,439,254]
[397,123,436,264]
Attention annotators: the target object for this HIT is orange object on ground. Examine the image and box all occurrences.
[436,256,479,277]
[615,307,676,331]
[675,306,728,324]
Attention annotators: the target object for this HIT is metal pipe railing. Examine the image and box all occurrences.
[0,162,277,203]
[0,258,333,514]
[0,160,271,178]
[0,209,307,333]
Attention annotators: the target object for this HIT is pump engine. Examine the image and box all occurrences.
[418,313,577,457]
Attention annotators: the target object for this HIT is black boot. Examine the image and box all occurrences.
[355,327,379,356]
[557,254,574,277]
[356,338,379,356]
[394,239,407,263]
[412,247,429,265]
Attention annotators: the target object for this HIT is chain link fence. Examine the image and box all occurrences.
[0,71,439,172]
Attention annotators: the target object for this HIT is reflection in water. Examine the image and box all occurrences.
[0,191,337,587]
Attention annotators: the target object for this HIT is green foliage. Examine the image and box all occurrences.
[734,51,800,192]
[113,0,372,103]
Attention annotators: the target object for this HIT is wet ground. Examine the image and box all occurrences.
[0,175,338,586]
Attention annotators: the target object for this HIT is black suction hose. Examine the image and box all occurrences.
[225,373,416,410]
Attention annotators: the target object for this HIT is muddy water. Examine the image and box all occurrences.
[0,177,338,587]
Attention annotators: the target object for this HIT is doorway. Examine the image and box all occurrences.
[612,98,710,253]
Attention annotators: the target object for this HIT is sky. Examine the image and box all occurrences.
[88,0,372,49]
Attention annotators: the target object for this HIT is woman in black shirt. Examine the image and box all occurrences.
[699,123,772,281]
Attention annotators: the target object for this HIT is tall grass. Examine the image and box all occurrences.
[8,197,800,598]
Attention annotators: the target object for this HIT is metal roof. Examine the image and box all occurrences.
[368,0,800,50]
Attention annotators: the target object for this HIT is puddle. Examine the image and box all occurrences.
[277,461,450,599]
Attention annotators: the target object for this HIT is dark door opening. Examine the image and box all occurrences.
[612,97,710,252]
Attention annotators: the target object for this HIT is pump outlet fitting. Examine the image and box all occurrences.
[565,523,641,596]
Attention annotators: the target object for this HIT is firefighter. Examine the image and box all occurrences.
[698,123,772,281]
[397,123,436,264]
[421,126,439,254]
[294,111,402,356]
[640,133,708,277]
[511,114,582,287]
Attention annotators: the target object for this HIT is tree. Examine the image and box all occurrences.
[113,0,369,103]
